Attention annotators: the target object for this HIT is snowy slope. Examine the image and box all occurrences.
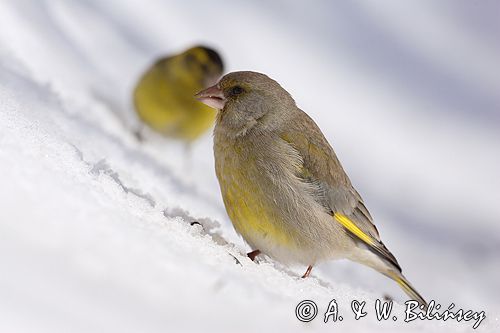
[0,1,499,332]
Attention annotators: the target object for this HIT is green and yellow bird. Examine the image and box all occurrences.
[133,45,224,142]
[196,71,427,308]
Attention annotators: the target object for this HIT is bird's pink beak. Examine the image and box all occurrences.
[195,84,226,110]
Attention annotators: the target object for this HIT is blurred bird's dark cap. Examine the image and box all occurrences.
[198,45,224,72]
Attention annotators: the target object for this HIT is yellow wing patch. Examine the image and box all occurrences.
[334,213,375,246]
[334,212,402,272]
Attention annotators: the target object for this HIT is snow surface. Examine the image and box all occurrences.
[0,1,499,332]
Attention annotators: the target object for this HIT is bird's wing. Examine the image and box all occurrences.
[280,109,400,271]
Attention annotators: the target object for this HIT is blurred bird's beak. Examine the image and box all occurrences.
[195,84,225,110]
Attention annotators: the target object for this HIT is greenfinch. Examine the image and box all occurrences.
[195,71,427,307]
[133,46,224,142]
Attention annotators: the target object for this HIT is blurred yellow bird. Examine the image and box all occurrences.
[133,45,224,142]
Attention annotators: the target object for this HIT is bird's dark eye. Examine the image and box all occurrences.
[200,63,209,74]
[230,86,244,96]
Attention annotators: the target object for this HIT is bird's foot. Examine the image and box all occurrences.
[247,249,261,261]
[134,129,145,142]
[301,265,313,278]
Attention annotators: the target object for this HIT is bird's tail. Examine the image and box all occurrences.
[385,270,427,310]
[333,213,427,309]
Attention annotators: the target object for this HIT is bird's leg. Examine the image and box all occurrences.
[134,128,144,142]
[134,124,145,142]
[183,142,193,174]
[247,249,261,261]
[301,265,313,278]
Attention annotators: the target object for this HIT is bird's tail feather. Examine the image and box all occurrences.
[386,271,427,310]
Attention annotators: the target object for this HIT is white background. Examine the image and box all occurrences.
[0,1,499,332]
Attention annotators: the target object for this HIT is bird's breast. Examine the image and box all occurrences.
[213,133,320,259]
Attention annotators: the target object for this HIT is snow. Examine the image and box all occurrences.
[0,1,499,332]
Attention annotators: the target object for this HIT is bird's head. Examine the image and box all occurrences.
[195,71,295,136]
[178,45,224,87]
